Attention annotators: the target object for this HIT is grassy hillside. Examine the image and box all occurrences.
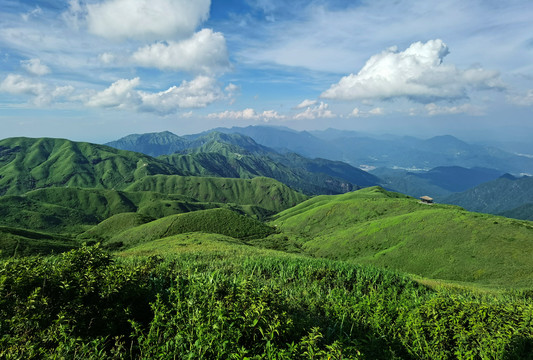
[272,187,533,288]
[0,137,177,196]
[78,212,155,241]
[106,208,275,249]
[126,175,307,212]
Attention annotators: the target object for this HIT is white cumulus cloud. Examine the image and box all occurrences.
[132,29,229,73]
[321,39,503,103]
[208,108,285,121]
[294,102,335,120]
[86,77,141,108]
[86,0,210,41]
[86,76,229,115]
[21,58,51,76]
[0,74,74,105]
[294,99,317,109]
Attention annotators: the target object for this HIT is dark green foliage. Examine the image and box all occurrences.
[0,244,532,359]
[0,227,77,258]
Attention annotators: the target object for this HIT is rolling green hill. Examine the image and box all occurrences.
[126,175,307,213]
[271,187,533,288]
[0,137,178,196]
[106,208,275,249]
[78,212,155,241]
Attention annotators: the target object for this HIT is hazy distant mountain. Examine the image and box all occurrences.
[442,174,533,216]
[105,131,189,157]
[218,126,533,174]
[372,166,504,200]
[106,130,380,195]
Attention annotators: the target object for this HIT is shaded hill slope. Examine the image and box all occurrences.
[272,187,533,288]
[443,175,533,215]
[125,175,307,213]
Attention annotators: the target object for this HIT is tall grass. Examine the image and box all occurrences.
[0,244,531,359]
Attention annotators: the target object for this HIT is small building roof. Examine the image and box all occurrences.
[420,196,433,201]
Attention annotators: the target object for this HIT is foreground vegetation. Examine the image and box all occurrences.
[1,243,532,359]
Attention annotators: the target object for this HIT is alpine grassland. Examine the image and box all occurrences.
[2,136,533,359]
[0,243,532,359]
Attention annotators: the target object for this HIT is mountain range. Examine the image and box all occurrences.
[213,126,533,174]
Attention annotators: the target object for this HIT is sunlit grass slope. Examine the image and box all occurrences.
[272,186,533,288]
[125,175,307,212]
[78,212,155,241]
[117,232,254,257]
[106,208,276,249]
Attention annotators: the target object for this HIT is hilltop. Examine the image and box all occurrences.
[271,186,533,288]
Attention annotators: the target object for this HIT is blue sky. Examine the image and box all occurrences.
[1,0,533,143]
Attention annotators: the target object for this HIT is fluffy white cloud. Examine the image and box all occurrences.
[86,0,210,41]
[139,76,225,113]
[0,74,74,105]
[293,102,335,119]
[295,99,317,109]
[87,76,228,114]
[86,78,141,108]
[425,103,483,116]
[21,58,50,76]
[0,74,45,96]
[208,108,285,121]
[321,39,503,103]
[132,29,229,73]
